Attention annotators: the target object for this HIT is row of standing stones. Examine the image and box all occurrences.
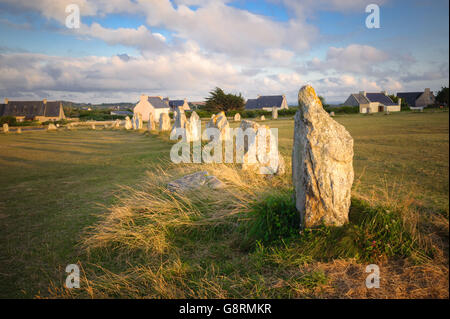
[168,85,354,228]
[1,85,353,228]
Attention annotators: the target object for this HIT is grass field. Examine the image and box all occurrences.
[0,111,448,298]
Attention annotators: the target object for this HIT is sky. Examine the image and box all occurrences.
[0,0,448,104]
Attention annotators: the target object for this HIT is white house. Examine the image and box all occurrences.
[133,95,170,122]
[343,91,401,113]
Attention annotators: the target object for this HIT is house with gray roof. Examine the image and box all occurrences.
[0,98,65,122]
[396,88,435,111]
[168,99,190,112]
[343,91,401,113]
[133,95,170,122]
[245,95,288,111]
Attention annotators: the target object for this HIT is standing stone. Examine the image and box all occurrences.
[239,120,285,175]
[137,113,143,130]
[17,127,22,134]
[132,114,138,130]
[91,124,96,130]
[272,107,278,120]
[147,112,156,131]
[125,116,132,130]
[189,111,201,142]
[159,113,171,131]
[173,106,187,130]
[205,111,230,141]
[293,85,354,228]
[47,123,57,131]
[234,113,241,122]
[2,123,9,133]
[330,111,335,117]
[113,119,121,129]
[260,115,265,121]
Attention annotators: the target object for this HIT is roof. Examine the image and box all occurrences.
[365,93,397,106]
[245,95,284,109]
[351,93,370,104]
[148,96,169,109]
[169,100,185,107]
[0,101,64,118]
[396,92,423,107]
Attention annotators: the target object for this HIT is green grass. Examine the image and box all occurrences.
[0,129,172,298]
[257,111,449,213]
[0,111,448,298]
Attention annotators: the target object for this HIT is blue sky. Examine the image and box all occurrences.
[0,0,448,103]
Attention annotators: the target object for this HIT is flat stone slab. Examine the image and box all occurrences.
[167,171,225,192]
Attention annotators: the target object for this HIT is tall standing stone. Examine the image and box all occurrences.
[137,113,143,130]
[159,113,171,131]
[173,106,187,130]
[205,111,230,141]
[132,114,137,130]
[260,115,265,121]
[125,116,132,130]
[239,120,285,175]
[189,111,201,142]
[2,123,9,133]
[48,123,57,131]
[147,112,156,131]
[272,107,278,120]
[234,113,241,122]
[293,85,354,228]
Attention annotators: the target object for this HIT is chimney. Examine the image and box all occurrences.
[424,88,430,94]
[140,94,147,101]
[43,98,47,104]
[381,90,387,96]
[359,91,366,97]
[4,98,8,104]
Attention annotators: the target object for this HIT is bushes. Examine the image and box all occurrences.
[0,116,40,126]
[324,105,359,114]
[0,116,17,126]
[186,108,298,119]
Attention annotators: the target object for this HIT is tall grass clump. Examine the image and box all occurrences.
[243,195,427,263]
[244,191,299,244]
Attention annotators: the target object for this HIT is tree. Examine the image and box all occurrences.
[435,87,449,106]
[205,87,245,112]
[389,94,408,110]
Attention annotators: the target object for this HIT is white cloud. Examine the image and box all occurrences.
[77,23,167,52]
[307,44,389,74]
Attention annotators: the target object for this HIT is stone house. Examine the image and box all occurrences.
[168,99,190,112]
[245,95,289,111]
[0,98,65,122]
[133,95,170,122]
[343,91,401,113]
[396,88,435,111]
